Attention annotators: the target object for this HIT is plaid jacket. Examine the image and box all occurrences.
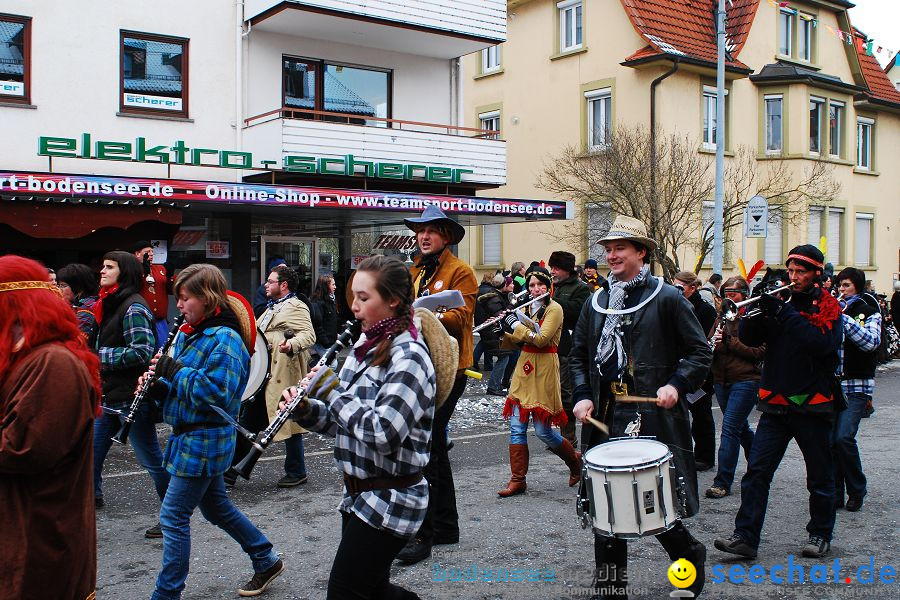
[299,330,435,539]
[158,325,249,477]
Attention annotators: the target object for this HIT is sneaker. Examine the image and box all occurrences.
[95,497,105,509]
[705,486,729,499]
[802,535,831,558]
[486,387,507,396]
[395,537,432,565]
[145,522,163,539]
[714,534,757,559]
[276,474,308,488]
[238,559,284,597]
[845,496,864,512]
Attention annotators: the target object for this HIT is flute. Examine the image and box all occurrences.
[111,314,185,445]
[231,320,356,480]
[473,291,550,333]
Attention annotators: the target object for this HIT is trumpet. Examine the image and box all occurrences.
[230,320,356,480]
[721,283,794,321]
[474,292,550,333]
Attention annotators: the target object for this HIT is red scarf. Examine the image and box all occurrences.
[93,283,119,325]
[800,288,841,332]
[179,307,221,336]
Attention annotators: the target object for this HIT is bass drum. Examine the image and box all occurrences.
[241,327,271,403]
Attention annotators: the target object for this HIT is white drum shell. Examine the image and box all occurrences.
[583,438,678,538]
[241,328,271,403]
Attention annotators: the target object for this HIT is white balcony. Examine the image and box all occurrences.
[246,0,506,59]
[243,109,506,186]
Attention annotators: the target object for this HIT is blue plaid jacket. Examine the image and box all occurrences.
[158,325,249,477]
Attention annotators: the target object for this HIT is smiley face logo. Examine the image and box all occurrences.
[667,558,696,588]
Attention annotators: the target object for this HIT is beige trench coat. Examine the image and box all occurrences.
[256,297,316,441]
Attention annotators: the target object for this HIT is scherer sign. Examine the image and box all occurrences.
[38,133,475,184]
[0,171,567,219]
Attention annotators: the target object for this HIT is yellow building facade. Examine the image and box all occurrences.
[462,0,899,292]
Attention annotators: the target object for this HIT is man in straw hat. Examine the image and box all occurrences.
[570,215,711,598]
[715,244,842,561]
[395,205,477,565]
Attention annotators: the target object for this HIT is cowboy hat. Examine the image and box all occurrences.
[414,307,459,409]
[225,290,257,354]
[596,215,658,254]
[403,206,466,245]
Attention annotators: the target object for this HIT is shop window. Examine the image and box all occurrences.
[764,208,783,265]
[764,95,783,154]
[283,56,391,127]
[481,45,500,74]
[828,100,844,158]
[854,213,873,266]
[479,110,500,140]
[857,117,873,170]
[702,86,728,150]
[809,97,824,154]
[558,0,582,53]
[585,88,611,151]
[482,224,501,265]
[121,31,188,117]
[0,14,30,104]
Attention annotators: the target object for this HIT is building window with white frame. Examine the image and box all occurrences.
[807,205,824,246]
[778,10,793,56]
[558,0,583,52]
[585,87,611,151]
[703,86,728,149]
[586,202,613,264]
[482,45,500,74]
[482,224,501,265]
[829,100,844,158]
[479,110,500,140]
[826,206,843,264]
[857,117,873,170]
[765,95,783,153]
[798,15,813,61]
[854,213,873,266]
[809,96,824,154]
[764,207,783,265]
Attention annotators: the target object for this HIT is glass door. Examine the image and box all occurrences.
[260,236,318,297]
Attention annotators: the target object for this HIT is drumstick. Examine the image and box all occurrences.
[613,394,659,404]
[586,416,609,434]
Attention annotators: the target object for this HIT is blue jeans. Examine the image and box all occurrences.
[284,433,307,478]
[488,354,510,389]
[712,381,758,491]
[832,391,869,500]
[508,404,564,447]
[734,412,835,548]
[151,474,279,599]
[93,402,169,502]
[473,340,492,370]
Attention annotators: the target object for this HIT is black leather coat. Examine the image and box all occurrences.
[570,277,712,517]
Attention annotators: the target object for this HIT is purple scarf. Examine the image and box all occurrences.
[354,314,418,362]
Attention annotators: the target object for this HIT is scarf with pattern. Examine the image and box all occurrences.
[595,264,651,379]
[354,314,418,362]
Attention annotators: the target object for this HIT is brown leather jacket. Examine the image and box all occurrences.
[409,247,477,371]
[710,315,765,385]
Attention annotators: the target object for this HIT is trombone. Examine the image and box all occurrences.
[721,283,794,321]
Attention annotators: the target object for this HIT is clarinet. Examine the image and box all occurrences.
[111,314,186,445]
[231,320,356,480]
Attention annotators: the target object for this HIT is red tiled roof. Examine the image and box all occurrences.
[620,0,759,71]
[851,28,900,106]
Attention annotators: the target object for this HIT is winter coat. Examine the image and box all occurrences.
[710,315,765,385]
[552,273,591,356]
[570,278,712,518]
[476,289,513,356]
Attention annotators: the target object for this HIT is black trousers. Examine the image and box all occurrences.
[688,391,716,466]
[328,512,420,600]
[416,373,466,542]
[558,355,577,444]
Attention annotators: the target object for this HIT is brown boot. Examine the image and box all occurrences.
[498,444,529,497]
[550,439,582,486]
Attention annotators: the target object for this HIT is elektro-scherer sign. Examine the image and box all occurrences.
[37,133,475,183]
[0,171,568,219]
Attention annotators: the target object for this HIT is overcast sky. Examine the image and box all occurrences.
[847,0,899,68]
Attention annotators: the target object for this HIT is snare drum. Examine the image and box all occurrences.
[241,327,271,403]
[580,438,679,538]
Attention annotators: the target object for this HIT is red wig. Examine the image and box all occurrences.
[0,255,101,413]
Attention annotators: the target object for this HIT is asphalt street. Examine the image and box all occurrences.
[96,362,900,599]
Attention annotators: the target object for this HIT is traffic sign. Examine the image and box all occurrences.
[745,195,768,238]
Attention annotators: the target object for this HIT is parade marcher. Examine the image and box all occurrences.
[548,251,591,448]
[674,271,717,471]
[309,274,339,366]
[395,205,476,565]
[91,251,169,537]
[833,267,881,513]
[256,264,316,488]
[253,256,287,317]
[282,255,434,600]
[478,274,515,395]
[715,244,842,560]
[511,261,527,295]
[497,267,582,496]
[570,216,711,599]
[698,273,722,308]
[57,262,100,346]
[1,256,100,600]
[473,272,498,371]
[131,241,173,350]
[581,258,604,291]
[142,264,284,599]
[705,276,765,499]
